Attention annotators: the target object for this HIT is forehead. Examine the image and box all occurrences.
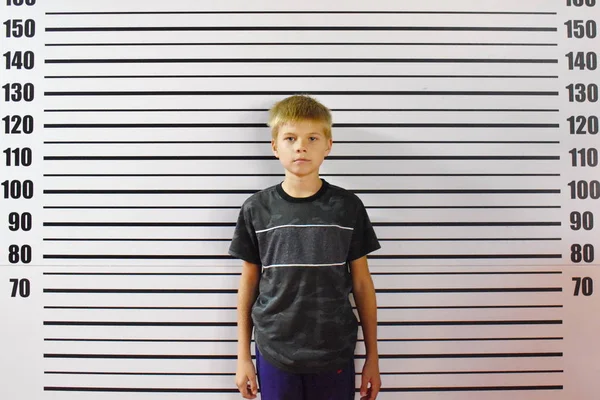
[279,120,326,136]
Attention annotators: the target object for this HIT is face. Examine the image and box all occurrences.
[271,120,333,179]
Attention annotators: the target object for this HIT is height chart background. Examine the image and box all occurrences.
[1,0,599,399]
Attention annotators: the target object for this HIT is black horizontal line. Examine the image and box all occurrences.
[45,26,557,32]
[43,108,559,112]
[41,254,562,260]
[42,338,231,342]
[42,272,241,275]
[43,337,563,342]
[43,352,562,359]
[378,288,562,293]
[401,305,559,309]
[45,43,558,48]
[41,206,562,210]
[373,254,562,259]
[34,205,201,209]
[378,385,564,392]
[42,221,560,227]
[45,11,557,15]
[44,59,558,66]
[44,140,561,144]
[383,385,564,392]
[44,306,236,309]
[39,255,225,260]
[377,222,560,227]
[43,305,561,310]
[43,288,236,293]
[43,321,240,326]
[43,287,561,294]
[378,321,562,326]
[382,238,562,241]
[365,271,560,275]
[387,206,524,210]
[41,237,562,242]
[43,222,233,227]
[388,370,563,375]
[44,122,558,128]
[41,173,562,177]
[44,386,237,393]
[43,238,229,241]
[43,74,559,79]
[43,369,563,376]
[44,90,559,96]
[35,370,351,377]
[44,371,229,375]
[41,271,562,276]
[42,189,561,195]
[43,385,563,393]
[43,155,560,161]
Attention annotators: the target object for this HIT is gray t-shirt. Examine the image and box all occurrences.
[228,179,381,373]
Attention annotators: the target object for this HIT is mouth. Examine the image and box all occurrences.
[294,159,310,162]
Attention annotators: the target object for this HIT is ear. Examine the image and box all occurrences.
[324,138,333,157]
[271,138,279,158]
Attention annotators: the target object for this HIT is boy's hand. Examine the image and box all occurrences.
[235,359,258,399]
[360,357,381,400]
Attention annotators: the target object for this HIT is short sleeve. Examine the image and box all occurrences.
[347,197,381,262]
[228,203,261,265]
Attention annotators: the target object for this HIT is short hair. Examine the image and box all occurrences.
[267,95,332,140]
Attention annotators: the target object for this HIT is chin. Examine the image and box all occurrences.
[285,168,313,177]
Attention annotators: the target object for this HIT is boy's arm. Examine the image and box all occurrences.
[350,255,381,399]
[350,255,379,359]
[235,260,260,399]
[237,260,261,360]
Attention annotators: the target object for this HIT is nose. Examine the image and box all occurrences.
[295,138,308,152]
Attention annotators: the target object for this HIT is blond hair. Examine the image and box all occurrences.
[267,95,332,140]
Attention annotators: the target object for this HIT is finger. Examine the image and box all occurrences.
[360,377,369,397]
[239,377,256,399]
[360,386,371,400]
[369,382,381,400]
[245,384,257,399]
[238,385,247,398]
[238,381,249,398]
[250,374,258,395]
[367,388,377,400]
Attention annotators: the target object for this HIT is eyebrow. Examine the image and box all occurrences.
[282,132,324,136]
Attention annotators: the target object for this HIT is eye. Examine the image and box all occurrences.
[284,137,295,141]
[309,137,318,141]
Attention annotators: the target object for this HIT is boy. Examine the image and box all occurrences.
[229,95,381,400]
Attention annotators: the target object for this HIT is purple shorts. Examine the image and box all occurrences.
[255,345,356,400]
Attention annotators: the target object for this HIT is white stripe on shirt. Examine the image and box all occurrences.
[256,224,353,234]
[262,261,348,269]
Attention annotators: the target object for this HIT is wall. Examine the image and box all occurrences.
[1,1,599,399]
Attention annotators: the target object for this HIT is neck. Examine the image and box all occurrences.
[281,174,323,198]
